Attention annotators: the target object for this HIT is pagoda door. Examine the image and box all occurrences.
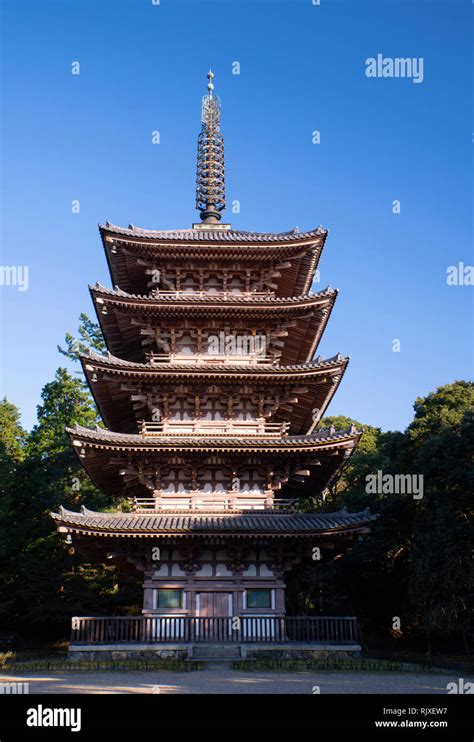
[196,592,233,640]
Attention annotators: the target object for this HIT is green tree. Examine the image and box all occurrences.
[407,383,474,652]
[28,368,99,458]
[0,399,27,559]
[58,313,105,363]
[0,369,131,632]
[289,383,473,654]
[408,380,473,445]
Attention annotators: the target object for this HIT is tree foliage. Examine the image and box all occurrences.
[287,381,474,652]
[0,368,140,635]
[57,313,106,363]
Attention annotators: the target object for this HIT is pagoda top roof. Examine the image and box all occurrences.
[51,506,376,538]
[101,223,327,298]
[100,221,327,245]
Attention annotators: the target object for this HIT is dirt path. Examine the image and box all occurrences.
[0,669,468,694]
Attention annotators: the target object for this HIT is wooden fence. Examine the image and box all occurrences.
[71,616,359,645]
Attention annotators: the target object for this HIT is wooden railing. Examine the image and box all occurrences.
[146,352,276,366]
[140,419,290,438]
[71,616,359,645]
[149,290,272,299]
[130,496,298,513]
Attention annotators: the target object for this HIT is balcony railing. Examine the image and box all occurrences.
[130,496,298,513]
[140,419,290,438]
[71,616,359,645]
[146,351,276,367]
[149,290,272,299]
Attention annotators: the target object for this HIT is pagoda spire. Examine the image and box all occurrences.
[196,70,226,224]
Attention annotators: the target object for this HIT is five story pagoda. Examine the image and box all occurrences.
[53,73,375,650]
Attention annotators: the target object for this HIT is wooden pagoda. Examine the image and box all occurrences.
[52,72,375,654]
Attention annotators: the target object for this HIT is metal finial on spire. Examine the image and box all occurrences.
[196,70,226,223]
[207,69,214,98]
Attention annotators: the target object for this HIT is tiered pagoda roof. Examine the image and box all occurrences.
[68,423,360,500]
[90,283,337,364]
[100,222,327,298]
[81,349,348,434]
[53,70,368,540]
[52,506,376,540]
[101,223,327,242]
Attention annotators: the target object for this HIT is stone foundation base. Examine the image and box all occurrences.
[241,644,361,660]
[68,642,361,662]
[68,644,188,661]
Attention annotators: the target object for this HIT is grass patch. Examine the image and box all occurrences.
[0,653,201,673]
[366,650,474,675]
[233,657,455,673]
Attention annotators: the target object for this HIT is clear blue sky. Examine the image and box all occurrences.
[0,0,472,432]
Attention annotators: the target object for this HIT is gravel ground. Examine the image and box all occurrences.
[0,669,469,694]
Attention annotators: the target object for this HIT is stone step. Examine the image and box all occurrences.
[191,644,242,660]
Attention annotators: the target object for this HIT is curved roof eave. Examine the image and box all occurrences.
[99,221,328,245]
